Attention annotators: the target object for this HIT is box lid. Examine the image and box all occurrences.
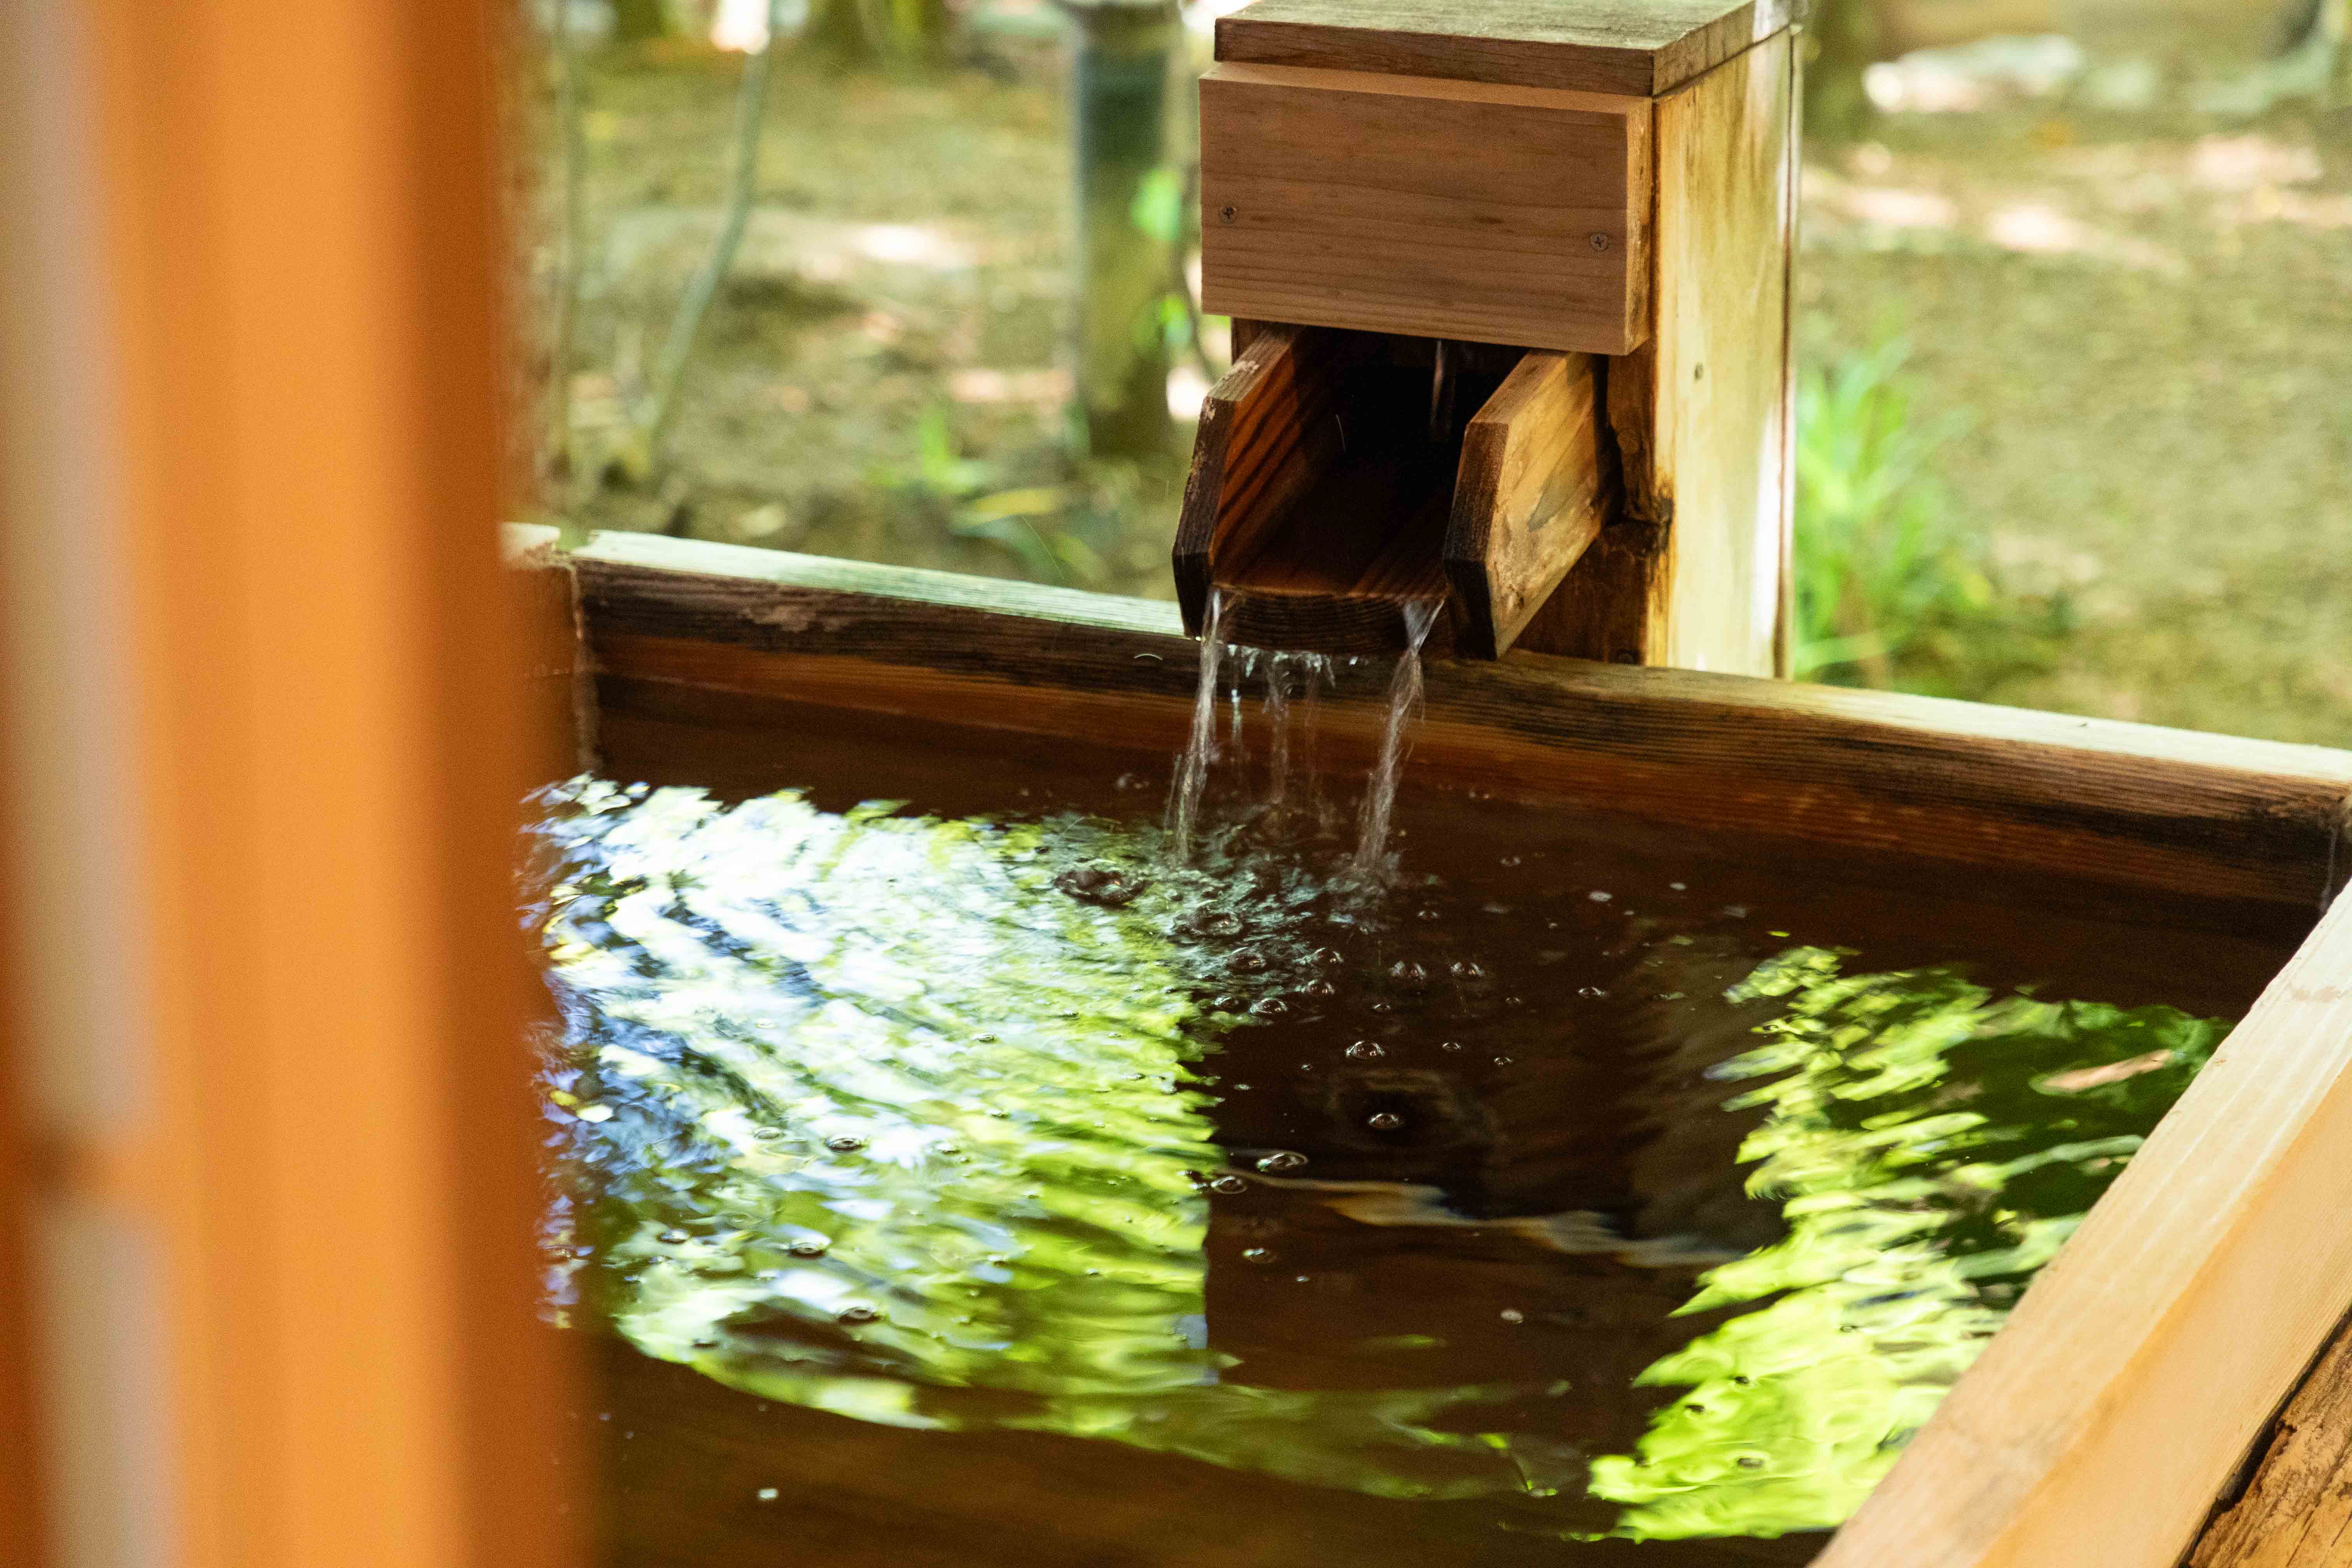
[1215,0,1793,98]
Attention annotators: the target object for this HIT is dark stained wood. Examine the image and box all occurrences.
[1172,323,1372,635]
[1444,350,1606,658]
[570,534,2352,919]
[1216,0,1796,97]
[2190,1309,2352,1568]
[1512,518,1667,663]
[1205,353,1484,655]
[1199,63,1651,355]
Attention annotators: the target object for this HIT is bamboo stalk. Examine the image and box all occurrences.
[629,0,786,477]
[545,0,588,497]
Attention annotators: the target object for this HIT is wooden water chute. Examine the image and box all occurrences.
[1174,0,1797,672]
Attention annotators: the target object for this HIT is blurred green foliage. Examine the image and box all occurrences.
[1794,338,2070,696]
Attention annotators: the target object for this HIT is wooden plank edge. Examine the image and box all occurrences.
[505,522,598,773]
[1213,0,1796,98]
[565,534,2352,912]
[1815,891,2352,1568]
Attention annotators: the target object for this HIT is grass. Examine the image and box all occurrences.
[1793,338,2070,698]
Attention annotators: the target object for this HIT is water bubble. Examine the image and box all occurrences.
[1241,1247,1277,1265]
[1055,862,1148,907]
[753,1126,788,1141]
[757,1487,780,1502]
[1345,1040,1386,1060]
[691,1338,720,1350]
[1305,979,1337,997]
[1194,911,1245,938]
[1256,1151,1308,1172]
[1209,1175,1249,1195]
[1492,1055,1514,1067]
[1250,998,1287,1016]
[825,1135,867,1153]
[657,1228,691,1245]
[1500,856,1522,867]
[836,1305,880,1325]
[1588,890,1613,903]
[788,1238,830,1258]
[1389,961,1428,985]
[1368,1001,1395,1015]
[1311,946,1345,966]
[1211,995,1242,1012]
[1499,1309,1525,1324]
[1736,1455,1766,1470]
[1367,1112,1405,1131]
[975,1033,999,1043]
[1503,995,1526,1008]
[1233,1083,1253,1092]
[1670,881,1689,891]
[1231,950,1270,973]
[1415,908,1442,922]
[1451,960,1485,978]
[1577,986,1607,999]
[1439,1040,1464,1052]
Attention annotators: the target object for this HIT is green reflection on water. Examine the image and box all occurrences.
[534,779,1530,1499]
[1589,947,2229,1540]
[535,779,2232,1537]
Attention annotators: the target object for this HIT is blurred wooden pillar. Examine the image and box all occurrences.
[1,0,576,1565]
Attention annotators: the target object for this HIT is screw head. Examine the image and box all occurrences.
[1220,205,1239,224]
[1589,231,1612,252]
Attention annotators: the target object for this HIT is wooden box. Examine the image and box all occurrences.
[530,527,2352,1568]
[1199,0,1796,355]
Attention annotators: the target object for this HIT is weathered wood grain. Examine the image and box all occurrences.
[1216,0,1796,96]
[570,534,2352,920]
[2190,1310,2352,1568]
[1172,323,1370,635]
[1817,889,2352,1568]
[1203,352,1486,656]
[1444,350,1606,658]
[1198,63,1651,355]
[1540,34,1795,678]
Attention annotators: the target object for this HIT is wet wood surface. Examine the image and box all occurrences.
[1173,324,1365,635]
[1445,350,1607,658]
[571,532,2352,922]
[1215,0,1796,96]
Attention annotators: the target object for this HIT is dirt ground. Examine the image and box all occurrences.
[545,28,2352,749]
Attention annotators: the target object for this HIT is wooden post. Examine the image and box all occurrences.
[0,2,578,1565]
[1182,0,1797,673]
